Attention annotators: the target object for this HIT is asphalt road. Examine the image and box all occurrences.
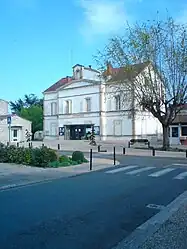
[1,155,187,249]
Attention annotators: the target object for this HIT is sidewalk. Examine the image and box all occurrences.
[0,158,118,191]
[138,203,187,249]
[10,140,187,159]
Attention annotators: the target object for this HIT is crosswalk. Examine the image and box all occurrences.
[105,165,187,180]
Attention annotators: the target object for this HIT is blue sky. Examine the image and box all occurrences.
[0,0,186,101]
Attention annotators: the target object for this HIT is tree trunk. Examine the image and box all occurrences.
[162,124,170,150]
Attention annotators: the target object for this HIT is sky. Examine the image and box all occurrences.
[0,0,187,101]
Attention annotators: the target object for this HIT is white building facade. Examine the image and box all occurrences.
[0,99,32,143]
[43,64,162,142]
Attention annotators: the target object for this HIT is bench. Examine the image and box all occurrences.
[128,139,150,148]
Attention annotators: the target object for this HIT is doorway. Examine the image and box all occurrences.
[64,124,92,140]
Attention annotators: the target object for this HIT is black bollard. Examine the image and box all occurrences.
[123,147,126,155]
[152,147,155,156]
[7,142,9,146]
[113,147,116,165]
[58,144,60,150]
[98,145,101,152]
[90,149,93,171]
[29,142,31,148]
[42,143,44,147]
[128,141,130,148]
[17,142,19,147]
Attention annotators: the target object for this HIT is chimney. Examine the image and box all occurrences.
[106,61,113,75]
[66,76,71,82]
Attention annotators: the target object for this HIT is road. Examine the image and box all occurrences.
[1,155,187,249]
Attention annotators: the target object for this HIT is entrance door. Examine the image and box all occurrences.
[12,129,19,142]
[170,126,180,145]
[69,125,86,140]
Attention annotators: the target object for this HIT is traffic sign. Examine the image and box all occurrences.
[7,116,11,125]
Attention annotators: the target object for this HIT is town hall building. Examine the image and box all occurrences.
[43,63,162,142]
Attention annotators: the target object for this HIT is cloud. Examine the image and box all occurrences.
[79,0,130,38]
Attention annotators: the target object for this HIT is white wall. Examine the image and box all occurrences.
[0,115,31,143]
[83,68,100,81]
[135,112,162,137]
[0,99,8,115]
[58,83,100,114]
[44,116,58,137]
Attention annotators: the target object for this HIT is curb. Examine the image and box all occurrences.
[0,162,120,192]
[113,190,187,249]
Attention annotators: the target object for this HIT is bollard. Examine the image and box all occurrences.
[123,147,126,155]
[17,142,19,147]
[128,141,130,148]
[7,142,9,146]
[29,142,31,148]
[30,142,32,148]
[152,147,155,156]
[98,145,101,152]
[58,144,60,150]
[113,147,116,165]
[90,149,93,171]
[186,150,187,158]
[42,143,44,147]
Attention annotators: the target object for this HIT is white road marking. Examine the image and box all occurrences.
[146,204,165,210]
[172,163,187,166]
[148,168,176,177]
[126,167,155,175]
[173,171,187,180]
[105,165,139,174]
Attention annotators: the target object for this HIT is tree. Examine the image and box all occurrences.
[20,106,43,135]
[10,94,43,114]
[96,17,187,150]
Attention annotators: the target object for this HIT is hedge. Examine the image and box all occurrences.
[0,143,88,168]
[0,143,57,167]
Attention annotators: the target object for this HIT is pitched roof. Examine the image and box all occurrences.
[105,61,150,81]
[44,76,72,93]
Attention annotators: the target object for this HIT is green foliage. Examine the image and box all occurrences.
[59,155,70,163]
[72,151,85,163]
[10,94,43,114]
[0,145,88,168]
[20,105,43,134]
[0,145,57,167]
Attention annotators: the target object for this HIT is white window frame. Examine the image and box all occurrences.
[65,100,72,114]
[114,95,121,111]
[85,97,91,112]
[51,102,57,115]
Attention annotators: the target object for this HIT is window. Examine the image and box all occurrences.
[115,95,121,110]
[85,98,91,112]
[172,127,179,137]
[13,130,18,138]
[65,100,72,114]
[51,102,57,115]
[181,126,187,136]
[80,101,83,112]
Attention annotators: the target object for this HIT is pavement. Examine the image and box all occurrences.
[138,202,187,249]
[1,155,187,248]
[0,157,117,190]
[16,140,187,159]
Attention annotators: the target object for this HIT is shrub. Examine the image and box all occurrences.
[72,151,85,163]
[31,146,57,167]
[59,155,70,163]
[0,143,8,163]
[0,144,57,168]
